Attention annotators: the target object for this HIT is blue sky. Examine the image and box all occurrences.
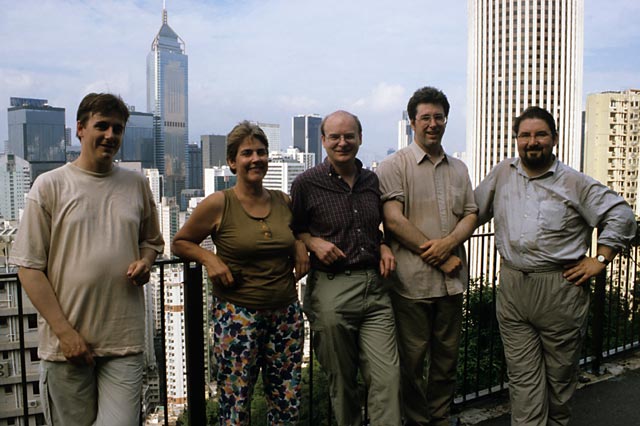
[1,0,639,165]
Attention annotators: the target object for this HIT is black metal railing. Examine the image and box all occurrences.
[3,232,639,425]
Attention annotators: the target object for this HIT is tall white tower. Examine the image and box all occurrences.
[466,0,584,185]
[466,0,584,282]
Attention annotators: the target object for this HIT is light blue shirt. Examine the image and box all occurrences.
[474,157,636,270]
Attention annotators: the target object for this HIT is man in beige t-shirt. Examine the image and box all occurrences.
[377,86,477,426]
[11,93,164,426]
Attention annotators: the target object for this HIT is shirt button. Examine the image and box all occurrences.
[360,247,365,251]
[354,209,358,213]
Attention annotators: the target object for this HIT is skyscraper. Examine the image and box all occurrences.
[185,143,202,190]
[0,153,31,221]
[397,110,412,151]
[7,97,66,181]
[201,134,226,169]
[251,121,281,153]
[466,0,584,281]
[466,0,584,185]
[147,6,188,199]
[584,89,640,214]
[118,110,155,169]
[292,114,322,166]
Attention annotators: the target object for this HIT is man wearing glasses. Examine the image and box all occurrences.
[474,106,636,425]
[291,110,401,425]
[377,87,478,425]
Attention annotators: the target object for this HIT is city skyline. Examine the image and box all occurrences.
[1,0,639,165]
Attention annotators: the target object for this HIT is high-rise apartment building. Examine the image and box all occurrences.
[263,154,306,194]
[160,197,180,259]
[292,115,322,166]
[584,89,640,214]
[0,267,44,425]
[185,143,203,190]
[7,97,66,181]
[147,6,188,199]
[201,134,227,169]
[252,122,281,153]
[118,110,155,169]
[0,153,31,221]
[397,110,413,151]
[466,0,584,185]
[203,166,236,197]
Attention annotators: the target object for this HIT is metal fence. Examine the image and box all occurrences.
[3,232,639,425]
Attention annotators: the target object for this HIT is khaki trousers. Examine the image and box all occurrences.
[304,268,402,426]
[391,291,463,426]
[497,264,590,426]
[41,353,143,426]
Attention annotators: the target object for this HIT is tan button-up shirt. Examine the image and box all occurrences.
[377,143,478,299]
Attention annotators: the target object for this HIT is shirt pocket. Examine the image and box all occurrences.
[451,187,465,217]
[538,199,567,231]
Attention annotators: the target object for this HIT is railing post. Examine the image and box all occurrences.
[184,262,206,424]
[591,266,606,374]
[15,278,30,423]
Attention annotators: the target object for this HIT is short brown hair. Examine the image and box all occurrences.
[226,121,269,174]
[76,93,130,140]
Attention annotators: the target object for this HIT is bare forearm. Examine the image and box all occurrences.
[17,268,74,337]
[444,214,478,248]
[140,247,159,267]
[383,202,428,253]
[172,239,215,265]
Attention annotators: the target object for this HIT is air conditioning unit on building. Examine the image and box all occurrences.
[28,399,39,408]
[0,360,11,378]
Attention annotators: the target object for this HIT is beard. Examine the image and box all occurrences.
[521,150,553,170]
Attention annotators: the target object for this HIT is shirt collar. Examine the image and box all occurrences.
[322,157,364,178]
[408,142,449,165]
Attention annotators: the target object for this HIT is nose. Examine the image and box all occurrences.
[104,126,114,139]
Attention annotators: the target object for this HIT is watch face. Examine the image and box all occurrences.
[597,255,607,264]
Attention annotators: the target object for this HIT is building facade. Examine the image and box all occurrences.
[584,89,640,215]
[201,134,226,169]
[118,111,155,169]
[185,143,203,191]
[147,6,188,199]
[7,97,66,182]
[466,0,584,281]
[0,154,31,221]
[397,110,412,151]
[466,0,584,185]
[292,115,322,166]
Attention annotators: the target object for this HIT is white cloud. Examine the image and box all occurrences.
[352,83,407,113]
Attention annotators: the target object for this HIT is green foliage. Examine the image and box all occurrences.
[298,357,338,425]
[456,275,506,396]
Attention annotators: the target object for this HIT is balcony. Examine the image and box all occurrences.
[2,232,640,425]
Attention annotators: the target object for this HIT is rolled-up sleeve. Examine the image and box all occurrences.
[376,157,405,204]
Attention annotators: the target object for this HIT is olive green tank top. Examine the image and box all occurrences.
[211,188,297,309]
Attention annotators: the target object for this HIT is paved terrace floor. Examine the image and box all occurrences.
[457,351,640,425]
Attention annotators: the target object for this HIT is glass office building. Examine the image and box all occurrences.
[7,97,66,181]
[147,6,188,199]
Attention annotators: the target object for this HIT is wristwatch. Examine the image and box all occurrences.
[596,254,609,265]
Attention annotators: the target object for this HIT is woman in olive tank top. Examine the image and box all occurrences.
[173,121,309,425]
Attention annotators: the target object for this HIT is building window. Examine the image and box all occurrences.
[30,348,39,363]
[5,385,13,395]
[33,381,40,395]
[0,317,7,327]
[27,314,37,329]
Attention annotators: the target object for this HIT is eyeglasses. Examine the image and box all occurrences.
[516,131,552,142]
[326,133,357,143]
[416,114,448,125]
